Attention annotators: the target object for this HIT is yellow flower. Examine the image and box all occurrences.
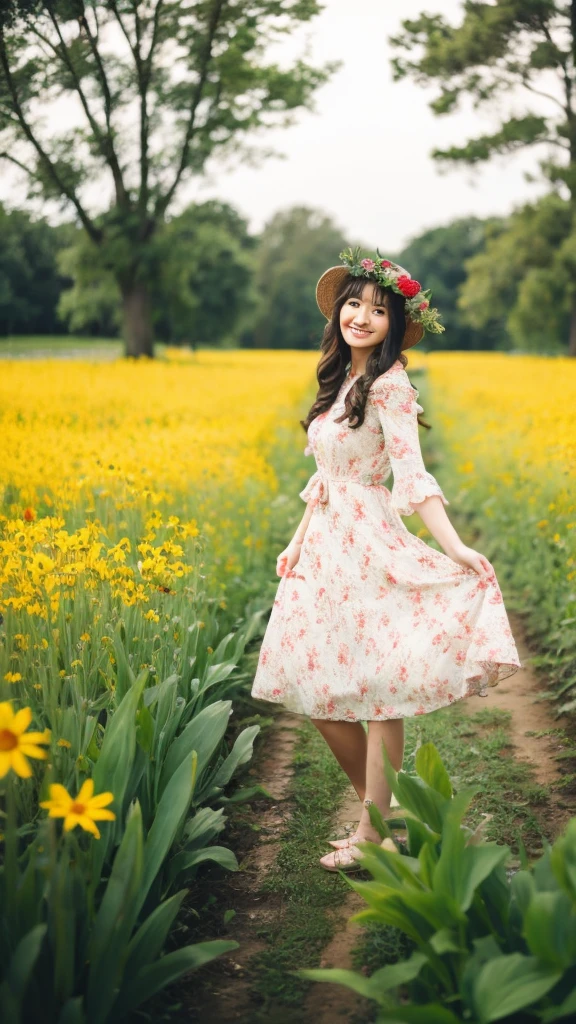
[57,738,72,749]
[4,672,22,683]
[40,779,115,839]
[0,702,51,779]
[80,633,91,642]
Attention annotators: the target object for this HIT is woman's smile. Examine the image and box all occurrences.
[349,325,373,338]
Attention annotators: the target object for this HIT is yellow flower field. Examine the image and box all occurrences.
[422,352,576,710]
[0,349,317,628]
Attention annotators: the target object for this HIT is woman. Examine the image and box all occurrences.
[250,247,522,871]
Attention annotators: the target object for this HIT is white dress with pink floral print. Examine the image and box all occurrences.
[251,360,522,721]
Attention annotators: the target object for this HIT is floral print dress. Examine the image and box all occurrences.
[251,360,522,721]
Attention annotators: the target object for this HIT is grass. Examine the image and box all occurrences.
[245,717,354,1016]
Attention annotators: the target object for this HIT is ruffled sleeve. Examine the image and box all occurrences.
[371,369,449,517]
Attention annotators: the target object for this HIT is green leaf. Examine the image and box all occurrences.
[158,701,231,797]
[414,742,452,799]
[57,998,86,1024]
[472,954,562,1023]
[433,792,508,911]
[167,845,238,885]
[87,801,144,1024]
[523,891,576,968]
[0,924,47,1021]
[139,751,198,913]
[109,940,239,1021]
[295,967,378,1000]
[369,950,428,995]
[194,724,259,801]
[123,890,187,983]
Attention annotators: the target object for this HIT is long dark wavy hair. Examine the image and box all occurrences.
[300,273,431,435]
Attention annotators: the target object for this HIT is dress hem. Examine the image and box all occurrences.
[251,660,523,722]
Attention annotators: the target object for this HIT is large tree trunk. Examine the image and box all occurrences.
[569,293,576,357]
[120,280,155,358]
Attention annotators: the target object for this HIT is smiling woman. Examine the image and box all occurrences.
[251,248,521,874]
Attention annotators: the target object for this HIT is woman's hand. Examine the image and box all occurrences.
[277,539,302,577]
[445,541,494,577]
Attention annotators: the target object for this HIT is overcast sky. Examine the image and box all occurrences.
[0,0,559,252]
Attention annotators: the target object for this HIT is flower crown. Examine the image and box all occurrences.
[339,246,445,335]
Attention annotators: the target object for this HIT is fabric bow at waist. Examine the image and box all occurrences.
[299,469,331,507]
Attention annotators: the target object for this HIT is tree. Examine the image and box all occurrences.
[57,199,258,344]
[0,1,336,357]
[390,0,576,355]
[458,192,573,352]
[251,206,349,349]
[0,204,72,335]
[397,216,505,350]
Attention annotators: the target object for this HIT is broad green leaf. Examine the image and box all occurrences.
[166,845,238,885]
[369,950,428,994]
[196,724,259,798]
[91,668,148,877]
[406,816,440,858]
[87,801,144,1024]
[523,890,576,968]
[158,701,231,797]
[139,751,197,913]
[0,924,46,1021]
[392,773,448,834]
[295,967,378,999]
[429,928,463,954]
[183,806,226,848]
[472,954,562,1022]
[414,742,452,799]
[123,890,187,983]
[433,792,508,911]
[109,940,239,1021]
[57,997,86,1024]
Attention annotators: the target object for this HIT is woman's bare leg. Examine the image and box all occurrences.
[356,718,405,836]
[309,718,367,800]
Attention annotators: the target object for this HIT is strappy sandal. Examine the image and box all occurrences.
[328,797,377,850]
[318,843,365,873]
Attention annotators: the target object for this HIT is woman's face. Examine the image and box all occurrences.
[339,282,390,356]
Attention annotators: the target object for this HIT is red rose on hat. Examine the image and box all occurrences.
[397,275,421,298]
[380,260,392,268]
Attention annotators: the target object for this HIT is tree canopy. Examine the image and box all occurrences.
[390,0,576,354]
[0,0,336,355]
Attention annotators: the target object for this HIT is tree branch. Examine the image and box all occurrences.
[156,0,227,218]
[0,28,101,242]
[138,0,165,221]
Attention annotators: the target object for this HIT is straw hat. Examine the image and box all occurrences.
[316,265,424,351]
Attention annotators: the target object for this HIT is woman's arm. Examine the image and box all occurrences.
[373,371,493,578]
[277,501,314,577]
[411,494,494,576]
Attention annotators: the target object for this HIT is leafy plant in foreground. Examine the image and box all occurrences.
[298,741,576,1023]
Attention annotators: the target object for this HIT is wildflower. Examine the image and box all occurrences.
[57,738,72,749]
[40,779,115,839]
[23,507,35,521]
[0,703,51,779]
[80,633,90,642]
[4,672,22,683]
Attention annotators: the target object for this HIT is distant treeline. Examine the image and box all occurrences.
[0,195,570,353]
